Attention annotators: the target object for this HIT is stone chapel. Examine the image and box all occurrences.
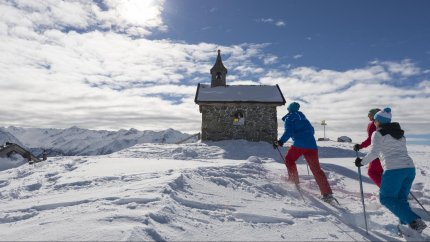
[194,50,286,142]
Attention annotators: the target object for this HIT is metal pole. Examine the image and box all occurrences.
[356,151,369,234]
[410,192,430,217]
[275,146,284,162]
[324,125,326,140]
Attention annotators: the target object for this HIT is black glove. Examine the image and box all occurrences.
[355,157,363,167]
[272,140,284,149]
[353,144,360,152]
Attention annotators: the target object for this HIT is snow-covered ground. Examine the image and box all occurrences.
[0,140,429,241]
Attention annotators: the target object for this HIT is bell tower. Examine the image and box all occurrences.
[210,50,228,87]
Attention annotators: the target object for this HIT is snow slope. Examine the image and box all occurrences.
[1,126,194,156]
[0,140,428,241]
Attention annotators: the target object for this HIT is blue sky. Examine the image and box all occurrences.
[0,0,430,144]
[158,0,430,70]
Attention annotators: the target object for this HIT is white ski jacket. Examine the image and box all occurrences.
[361,129,414,171]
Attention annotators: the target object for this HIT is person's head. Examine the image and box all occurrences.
[373,107,392,127]
[368,108,381,121]
[287,102,300,113]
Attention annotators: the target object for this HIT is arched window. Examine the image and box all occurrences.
[216,71,222,80]
[233,111,245,126]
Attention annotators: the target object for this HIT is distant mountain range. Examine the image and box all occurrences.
[0,126,195,157]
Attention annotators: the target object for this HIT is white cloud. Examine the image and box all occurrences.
[373,59,421,77]
[229,80,261,85]
[0,2,273,132]
[261,63,430,141]
[293,54,303,59]
[275,21,286,27]
[1,0,166,37]
[257,18,285,27]
[234,65,265,75]
[260,18,274,23]
[1,1,429,140]
[263,55,278,65]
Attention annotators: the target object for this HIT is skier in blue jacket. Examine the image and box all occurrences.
[274,102,335,203]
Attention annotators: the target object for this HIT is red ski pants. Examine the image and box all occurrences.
[285,146,333,196]
[368,158,383,187]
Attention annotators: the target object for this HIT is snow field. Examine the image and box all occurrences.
[0,141,428,241]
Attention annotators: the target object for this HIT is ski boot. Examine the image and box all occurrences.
[410,218,427,233]
[322,194,340,206]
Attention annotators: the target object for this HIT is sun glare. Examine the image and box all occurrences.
[118,0,162,26]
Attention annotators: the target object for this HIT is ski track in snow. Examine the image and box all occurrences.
[0,141,429,241]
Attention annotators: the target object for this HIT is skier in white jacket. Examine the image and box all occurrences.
[355,108,427,233]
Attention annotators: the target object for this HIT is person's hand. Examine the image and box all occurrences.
[353,144,360,152]
[272,140,279,149]
[272,140,284,149]
[355,157,363,167]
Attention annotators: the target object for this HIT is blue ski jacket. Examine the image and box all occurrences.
[279,111,317,150]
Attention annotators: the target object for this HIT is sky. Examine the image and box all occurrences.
[1,0,430,144]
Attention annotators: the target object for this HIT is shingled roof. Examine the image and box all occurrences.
[195,84,286,105]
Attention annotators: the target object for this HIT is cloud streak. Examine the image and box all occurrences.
[257,18,286,27]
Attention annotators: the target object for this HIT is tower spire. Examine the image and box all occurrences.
[210,49,228,87]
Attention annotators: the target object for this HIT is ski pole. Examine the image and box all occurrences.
[356,151,369,234]
[294,144,310,175]
[275,146,284,162]
[410,192,430,217]
[275,145,301,170]
[295,183,306,202]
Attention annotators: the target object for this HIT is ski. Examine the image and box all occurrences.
[397,224,430,241]
[294,183,349,213]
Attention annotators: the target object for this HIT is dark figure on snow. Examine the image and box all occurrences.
[353,108,384,187]
[355,108,427,233]
[42,149,48,161]
[274,102,335,204]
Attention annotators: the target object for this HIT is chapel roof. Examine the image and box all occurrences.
[195,84,286,105]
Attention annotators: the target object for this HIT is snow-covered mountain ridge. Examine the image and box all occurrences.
[0,126,194,156]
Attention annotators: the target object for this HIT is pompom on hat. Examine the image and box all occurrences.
[374,107,392,124]
[287,102,300,112]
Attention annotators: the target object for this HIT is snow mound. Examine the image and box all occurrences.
[247,156,263,164]
[172,147,199,160]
